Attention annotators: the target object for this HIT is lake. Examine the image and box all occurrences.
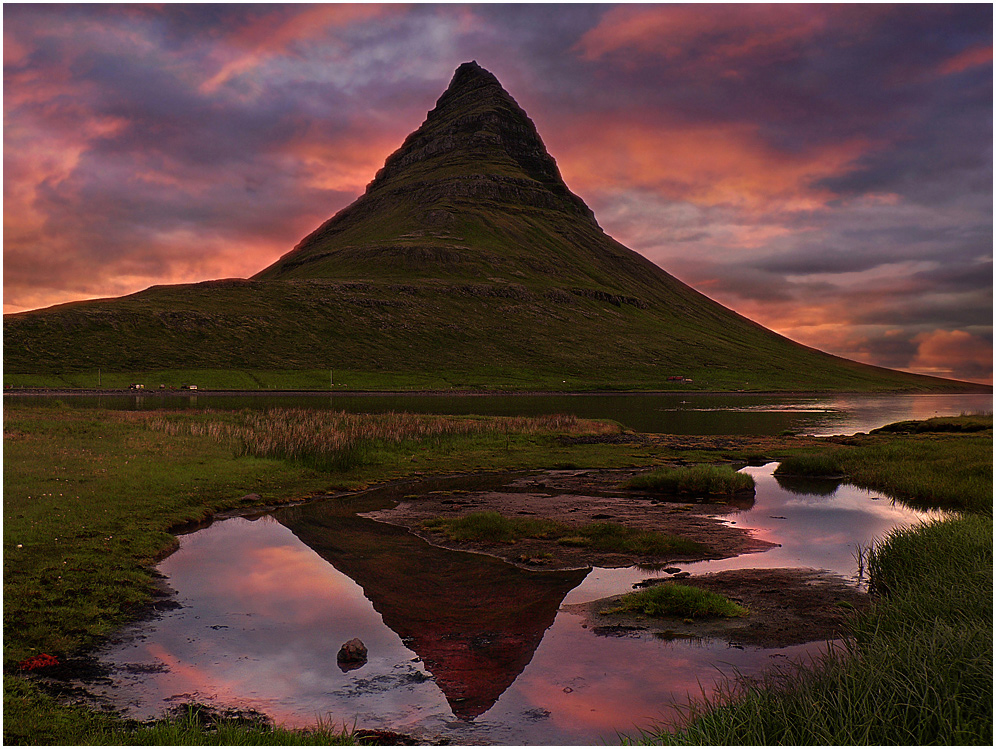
[9,392,991,435]
[78,465,947,744]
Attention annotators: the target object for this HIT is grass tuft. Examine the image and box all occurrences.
[622,465,754,496]
[605,583,748,619]
[773,452,846,477]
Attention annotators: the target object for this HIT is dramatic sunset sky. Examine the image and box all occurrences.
[4,3,992,383]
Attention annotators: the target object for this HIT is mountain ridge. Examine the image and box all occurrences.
[3,62,985,392]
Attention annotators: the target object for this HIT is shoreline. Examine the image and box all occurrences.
[5,387,992,397]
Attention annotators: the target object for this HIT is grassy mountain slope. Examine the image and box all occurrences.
[2,63,982,392]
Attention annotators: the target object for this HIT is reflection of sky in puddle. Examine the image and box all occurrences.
[562,464,945,605]
[84,464,944,744]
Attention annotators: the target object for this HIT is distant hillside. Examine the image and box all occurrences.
[3,63,983,393]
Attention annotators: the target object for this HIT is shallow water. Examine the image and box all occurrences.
[11,392,991,435]
[81,466,944,744]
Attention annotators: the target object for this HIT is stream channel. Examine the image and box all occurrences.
[78,463,946,745]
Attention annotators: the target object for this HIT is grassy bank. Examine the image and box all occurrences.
[636,418,993,745]
[774,414,991,513]
[4,406,991,744]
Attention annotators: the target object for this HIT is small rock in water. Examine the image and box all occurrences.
[337,638,368,672]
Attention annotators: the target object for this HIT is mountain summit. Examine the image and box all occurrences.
[370,60,593,220]
[255,60,599,282]
[3,63,979,392]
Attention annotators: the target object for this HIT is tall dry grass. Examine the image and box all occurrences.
[147,409,616,471]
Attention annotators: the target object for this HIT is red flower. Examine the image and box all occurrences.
[19,653,59,670]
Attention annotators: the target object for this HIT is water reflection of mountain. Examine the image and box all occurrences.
[276,497,588,720]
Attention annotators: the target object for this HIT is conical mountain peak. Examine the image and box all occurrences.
[5,61,970,393]
[257,62,600,281]
[364,61,593,221]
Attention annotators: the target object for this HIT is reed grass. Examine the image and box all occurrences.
[148,409,615,472]
[622,465,755,495]
[605,583,748,619]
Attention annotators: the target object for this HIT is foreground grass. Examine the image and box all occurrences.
[422,511,705,557]
[635,418,993,745]
[3,403,634,744]
[636,515,992,745]
[5,406,990,744]
[3,680,356,745]
[622,464,754,496]
[605,584,748,620]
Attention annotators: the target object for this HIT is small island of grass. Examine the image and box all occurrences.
[622,464,755,496]
[421,511,705,557]
[604,583,748,620]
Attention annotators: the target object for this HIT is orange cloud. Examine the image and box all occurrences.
[909,329,993,382]
[937,44,993,77]
[574,4,886,68]
[282,127,403,194]
[555,116,872,212]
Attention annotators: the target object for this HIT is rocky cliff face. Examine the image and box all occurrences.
[369,61,595,220]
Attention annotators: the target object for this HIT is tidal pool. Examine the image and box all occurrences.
[82,466,945,744]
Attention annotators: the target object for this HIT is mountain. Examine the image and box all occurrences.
[2,62,982,392]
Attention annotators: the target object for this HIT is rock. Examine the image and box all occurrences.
[337,638,368,671]
[240,493,262,502]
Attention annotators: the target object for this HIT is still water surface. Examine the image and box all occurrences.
[12,392,991,435]
[84,466,945,744]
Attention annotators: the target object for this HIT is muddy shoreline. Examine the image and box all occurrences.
[6,387,953,397]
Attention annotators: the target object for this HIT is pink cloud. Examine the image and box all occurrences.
[937,44,992,77]
[909,330,993,383]
[554,115,873,213]
[574,4,888,69]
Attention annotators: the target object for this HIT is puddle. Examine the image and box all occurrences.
[77,465,943,744]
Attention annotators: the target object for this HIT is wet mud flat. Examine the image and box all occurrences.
[363,467,775,569]
[363,468,871,648]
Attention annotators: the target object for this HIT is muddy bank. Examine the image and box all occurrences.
[564,568,870,648]
[362,468,775,570]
